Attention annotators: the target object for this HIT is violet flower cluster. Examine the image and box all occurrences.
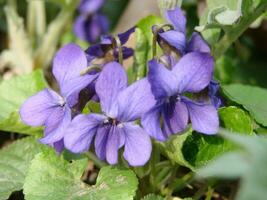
[20,7,220,166]
[74,0,109,43]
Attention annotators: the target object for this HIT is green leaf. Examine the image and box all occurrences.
[137,15,163,48]
[24,150,138,200]
[0,137,47,200]
[141,194,164,200]
[0,70,47,135]
[197,130,267,200]
[222,84,267,126]
[133,15,163,80]
[132,27,149,80]
[163,106,253,170]
[219,106,253,133]
[197,151,250,179]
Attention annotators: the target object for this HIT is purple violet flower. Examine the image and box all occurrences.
[20,44,98,152]
[154,7,222,109]
[86,27,135,63]
[64,62,156,166]
[208,79,222,109]
[74,0,109,43]
[142,52,219,141]
[153,7,210,56]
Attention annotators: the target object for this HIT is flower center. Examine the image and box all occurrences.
[166,94,181,104]
[104,117,122,127]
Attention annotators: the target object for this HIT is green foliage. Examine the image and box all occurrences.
[163,106,253,170]
[141,194,165,200]
[223,84,267,126]
[0,137,47,200]
[24,150,138,200]
[198,130,267,200]
[0,70,47,135]
[196,0,267,58]
[132,16,163,80]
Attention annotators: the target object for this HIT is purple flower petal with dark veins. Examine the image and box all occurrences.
[79,0,104,15]
[105,126,122,164]
[20,89,63,127]
[158,30,186,54]
[162,100,188,137]
[43,106,65,134]
[183,97,219,134]
[123,123,152,166]
[95,62,127,117]
[148,59,179,99]
[173,52,214,93]
[53,43,98,107]
[40,106,71,144]
[117,78,156,122]
[65,61,153,166]
[155,7,210,55]
[64,114,105,153]
[144,52,218,139]
[94,125,109,160]
[141,104,166,141]
[208,79,222,109]
[165,7,186,33]
[187,32,211,53]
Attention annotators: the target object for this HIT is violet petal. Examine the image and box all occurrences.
[19,89,62,127]
[94,125,109,160]
[187,32,211,53]
[173,52,214,93]
[163,101,189,136]
[158,30,186,54]
[141,104,167,141]
[184,97,219,135]
[148,59,179,99]
[52,43,98,107]
[40,106,72,144]
[165,7,186,33]
[95,61,127,117]
[64,114,105,153]
[106,126,122,165]
[123,123,152,166]
[117,78,156,122]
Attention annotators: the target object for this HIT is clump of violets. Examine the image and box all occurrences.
[141,7,220,141]
[20,6,220,166]
[74,0,109,43]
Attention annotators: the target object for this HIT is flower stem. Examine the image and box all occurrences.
[205,187,214,200]
[114,35,123,65]
[85,152,107,168]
